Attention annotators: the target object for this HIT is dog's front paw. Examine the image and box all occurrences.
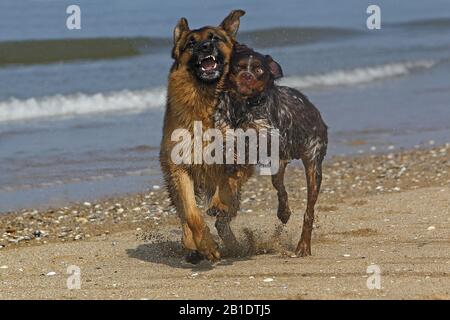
[195,226,221,262]
[277,206,292,224]
[295,240,312,257]
[185,250,205,264]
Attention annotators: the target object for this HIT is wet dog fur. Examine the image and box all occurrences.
[215,44,328,256]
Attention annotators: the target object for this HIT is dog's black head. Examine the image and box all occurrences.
[228,44,283,97]
[171,10,245,83]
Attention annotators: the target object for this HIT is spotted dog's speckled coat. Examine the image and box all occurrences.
[215,45,328,256]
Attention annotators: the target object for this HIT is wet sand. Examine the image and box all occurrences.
[0,144,449,299]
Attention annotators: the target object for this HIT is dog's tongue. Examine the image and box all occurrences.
[201,57,216,71]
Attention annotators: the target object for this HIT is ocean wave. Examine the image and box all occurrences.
[279,60,436,89]
[393,17,450,29]
[2,16,449,68]
[0,27,360,67]
[0,60,436,123]
[0,37,168,68]
[0,88,166,123]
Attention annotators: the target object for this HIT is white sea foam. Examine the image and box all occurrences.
[279,60,436,89]
[0,87,167,123]
[0,60,436,123]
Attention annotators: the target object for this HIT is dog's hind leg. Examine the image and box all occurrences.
[210,167,253,254]
[215,212,240,254]
[214,180,241,252]
[214,169,253,253]
[206,185,241,252]
[295,157,323,257]
[206,186,228,217]
[271,160,292,224]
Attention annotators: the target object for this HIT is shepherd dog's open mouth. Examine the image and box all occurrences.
[195,52,223,81]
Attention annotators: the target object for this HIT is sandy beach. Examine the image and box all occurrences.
[1,0,450,302]
[1,144,449,299]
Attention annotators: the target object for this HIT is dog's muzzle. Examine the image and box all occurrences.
[193,41,222,81]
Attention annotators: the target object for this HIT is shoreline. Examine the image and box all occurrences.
[1,143,449,251]
[0,144,450,300]
[0,143,449,299]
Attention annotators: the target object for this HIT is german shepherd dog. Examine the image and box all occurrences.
[160,10,252,263]
[215,45,328,256]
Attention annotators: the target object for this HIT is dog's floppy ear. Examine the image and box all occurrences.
[173,17,190,46]
[265,55,283,80]
[219,9,245,38]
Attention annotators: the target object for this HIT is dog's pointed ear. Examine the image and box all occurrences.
[219,9,245,38]
[173,17,190,45]
[265,55,283,80]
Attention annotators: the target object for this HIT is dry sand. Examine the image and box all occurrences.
[0,145,449,299]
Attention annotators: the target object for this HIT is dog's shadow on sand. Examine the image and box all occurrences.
[126,226,293,270]
[126,239,255,271]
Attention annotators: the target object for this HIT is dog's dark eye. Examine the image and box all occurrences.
[186,38,196,48]
[209,34,220,42]
[255,67,264,75]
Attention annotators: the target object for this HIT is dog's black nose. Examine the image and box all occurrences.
[240,71,255,83]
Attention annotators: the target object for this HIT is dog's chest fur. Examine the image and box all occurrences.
[167,68,218,127]
[161,66,229,192]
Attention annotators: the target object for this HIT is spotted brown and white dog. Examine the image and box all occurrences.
[215,44,328,256]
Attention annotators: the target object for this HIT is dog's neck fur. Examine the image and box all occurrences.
[217,87,270,130]
[244,92,268,107]
[229,85,271,109]
[167,64,228,128]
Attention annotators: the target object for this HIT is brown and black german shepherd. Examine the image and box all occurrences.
[160,10,252,263]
